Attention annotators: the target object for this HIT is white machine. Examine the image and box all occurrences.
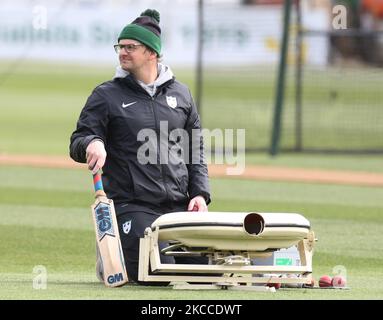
[138,212,316,291]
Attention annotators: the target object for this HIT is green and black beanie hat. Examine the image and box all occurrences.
[118,9,161,56]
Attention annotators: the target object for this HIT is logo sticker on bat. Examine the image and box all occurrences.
[107,273,124,285]
[95,202,115,241]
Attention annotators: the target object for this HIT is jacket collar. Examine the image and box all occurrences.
[114,63,174,96]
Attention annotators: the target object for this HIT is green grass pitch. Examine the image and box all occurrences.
[0,61,382,299]
[1,61,383,154]
[0,166,382,299]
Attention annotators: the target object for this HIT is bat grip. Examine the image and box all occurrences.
[93,170,106,197]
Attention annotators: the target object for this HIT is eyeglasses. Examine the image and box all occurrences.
[114,44,144,54]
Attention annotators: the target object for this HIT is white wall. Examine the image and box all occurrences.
[0,1,329,66]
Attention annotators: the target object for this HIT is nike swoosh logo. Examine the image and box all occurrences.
[122,101,137,108]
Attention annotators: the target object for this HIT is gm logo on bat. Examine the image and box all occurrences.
[107,272,124,284]
[95,203,115,240]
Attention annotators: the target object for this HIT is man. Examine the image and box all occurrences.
[69,9,210,285]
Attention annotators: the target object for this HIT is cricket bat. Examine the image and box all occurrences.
[91,170,128,287]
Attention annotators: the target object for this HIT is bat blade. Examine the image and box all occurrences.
[91,172,128,287]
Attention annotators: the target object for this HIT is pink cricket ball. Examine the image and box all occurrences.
[332,275,347,288]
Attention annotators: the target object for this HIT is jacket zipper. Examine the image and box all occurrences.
[125,76,174,203]
[150,95,170,203]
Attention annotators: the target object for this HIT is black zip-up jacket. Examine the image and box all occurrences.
[70,73,210,210]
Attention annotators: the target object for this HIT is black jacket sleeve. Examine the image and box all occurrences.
[185,90,211,205]
[69,89,109,163]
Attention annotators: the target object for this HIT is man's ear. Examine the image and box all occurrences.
[144,47,157,60]
[148,50,158,61]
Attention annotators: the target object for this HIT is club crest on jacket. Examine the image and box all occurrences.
[166,96,177,108]
[122,220,132,235]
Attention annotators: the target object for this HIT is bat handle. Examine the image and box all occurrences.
[93,170,106,197]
